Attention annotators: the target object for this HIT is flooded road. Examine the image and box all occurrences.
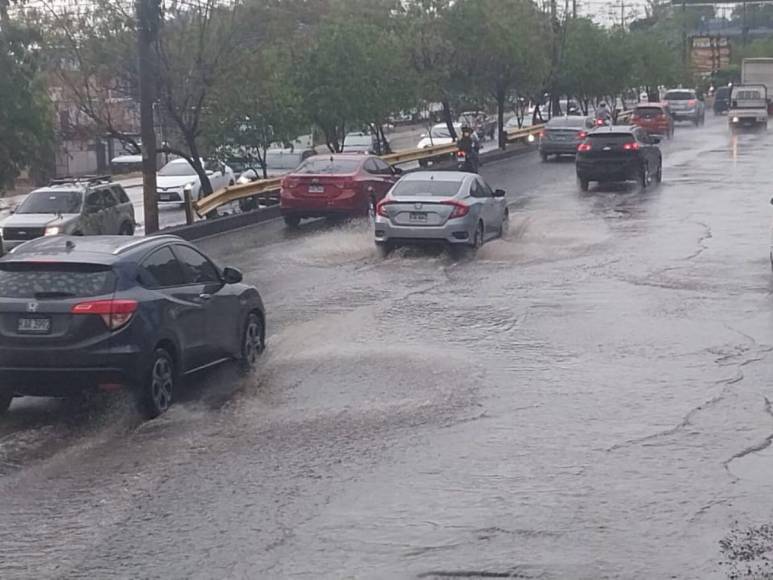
[1,118,772,579]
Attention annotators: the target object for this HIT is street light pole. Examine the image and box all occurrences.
[136,0,160,234]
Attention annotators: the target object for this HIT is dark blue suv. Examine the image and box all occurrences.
[0,235,265,418]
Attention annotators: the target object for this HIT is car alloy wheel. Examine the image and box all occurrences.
[139,349,174,419]
[240,313,264,372]
[641,166,650,189]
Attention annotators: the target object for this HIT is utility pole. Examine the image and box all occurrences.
[136,0,160,235]
[573,0,577,19]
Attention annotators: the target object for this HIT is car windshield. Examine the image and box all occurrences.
[665,91,694,100]
[265,152,304,170]
[391,178,463,197]
[430,126,453,139]
[16,190,83,214]
[296,158,361,174]
[344,136,372,147]
[158,161,197,177]
[589,133,635,144]
[0,262,115,298]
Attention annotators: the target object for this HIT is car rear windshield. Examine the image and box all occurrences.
[635,107,665,117]
[296,158,361,174]
[0,263,115,299]
[715,87,730,98]
[16,190,83,215]
[665,91,694,100]
[430,127,453,139]
[589,133,635,145]
[391,179,463,197]
[547,117,587,128]
[265,152,303,170]
[344,136,372,147]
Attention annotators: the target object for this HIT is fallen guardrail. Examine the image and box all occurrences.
[193,123,546,218]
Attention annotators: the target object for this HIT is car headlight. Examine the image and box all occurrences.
[44,226,61,236]
[732,117,740,123]
[527,134,536,143]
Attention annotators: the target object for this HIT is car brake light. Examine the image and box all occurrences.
[456,151,466,158]
[577,143,592,152]
[376,200,391,217]
[446,200,469,219]
[577,131,588,139]
[688,99,697,106]
[71,299,138,330]
[623,142,640,151]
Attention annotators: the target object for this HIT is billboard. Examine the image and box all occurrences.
[690,36,731,73]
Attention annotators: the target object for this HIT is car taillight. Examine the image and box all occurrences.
[577,131,588,139]
[623,142,640,151]
[688,99,697,106]
[456,151,466,159]
[71,299,138,330]
[376,200,391,217]
[446,200,469,219]
[282,178,299,189]
[577,143,592,152]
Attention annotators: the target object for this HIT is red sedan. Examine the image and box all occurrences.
[279,154,402,228]
[631,103,674,139]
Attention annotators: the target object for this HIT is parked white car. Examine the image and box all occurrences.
[417,123,462,150]
[156,158,234,204]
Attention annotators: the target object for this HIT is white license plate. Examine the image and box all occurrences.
[18,316,51,334]
[308,185,324,193]
[409,212,428,222]
[159,193,174,201]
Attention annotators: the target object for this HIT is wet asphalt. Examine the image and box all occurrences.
[1,117,772,579]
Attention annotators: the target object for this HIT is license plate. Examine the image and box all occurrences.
[308,185,324,193]
[17,316,51,334]
[409,212,428,222]
[159,193,174,201]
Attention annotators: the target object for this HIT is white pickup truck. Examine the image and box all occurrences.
[728,84,768,130]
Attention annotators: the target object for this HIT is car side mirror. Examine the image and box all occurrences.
[651,136,662,145]
[770,196,773,206]
[493,189,506,198]
[393,167,403,175]
[222,266,243,284]
[85,205,99,214]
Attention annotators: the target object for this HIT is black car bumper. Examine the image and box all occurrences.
[577,160,640,183]
[0,353,146,397]
[540,142,580,155]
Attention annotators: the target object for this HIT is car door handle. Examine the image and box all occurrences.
[197,293,212,302]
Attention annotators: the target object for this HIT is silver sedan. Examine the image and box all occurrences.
[374,171,509,255]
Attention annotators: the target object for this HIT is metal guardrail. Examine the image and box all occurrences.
[194,122,546,218]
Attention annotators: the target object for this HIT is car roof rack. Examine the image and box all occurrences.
[49,175,113,186]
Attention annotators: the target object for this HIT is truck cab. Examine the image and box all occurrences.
[728,84,769,130]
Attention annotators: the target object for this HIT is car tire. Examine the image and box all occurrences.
[376,242,393,258]
[119,221,134,236]
[284,216,301,229]
[578,178,589,192]
[137,348,175,419]
[471,221,484,249]
[239,312,264,374]
[418,159,429,168]
[0,392,12,415]
[239,197,258,212]
[540,152,549,162]
[640,165,650,190]
[499,208,510,238]
[655,161,663,184]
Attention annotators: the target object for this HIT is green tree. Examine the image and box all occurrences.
[0,7,54,189]
[449,0,550,149]
[296,0,414,152]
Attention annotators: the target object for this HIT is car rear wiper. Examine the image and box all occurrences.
[33,291,77,299]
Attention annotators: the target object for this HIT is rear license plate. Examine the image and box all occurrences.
[308,185,324,193]
[409,212,428,222]
[17,316,51,334]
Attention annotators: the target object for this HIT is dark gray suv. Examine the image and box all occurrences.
[0,176,136,255]
[0,235,266,418]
